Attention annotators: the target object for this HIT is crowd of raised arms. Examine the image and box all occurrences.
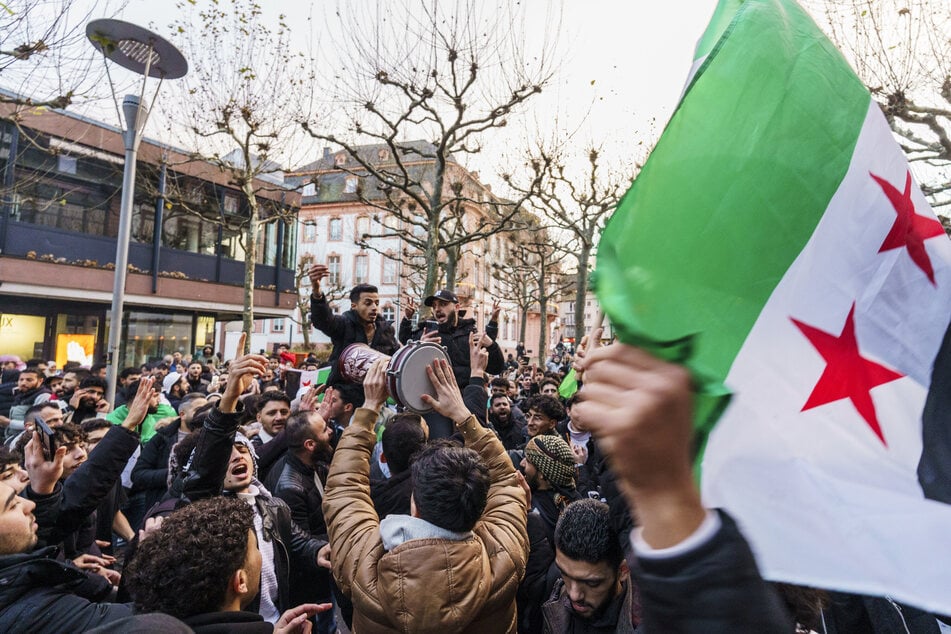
[0,267,943,633]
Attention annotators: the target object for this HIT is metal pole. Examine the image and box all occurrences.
[105,94,142,407]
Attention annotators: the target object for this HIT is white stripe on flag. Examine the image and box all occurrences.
[702,102,951,612]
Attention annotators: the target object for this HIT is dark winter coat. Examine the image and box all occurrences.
[0,547,131,633]
[311,294,399,386]
[399,316,504,388]
[27,425,139,549]
[130,417,185,512]
[270,452,332,604]
[370,469,413,519]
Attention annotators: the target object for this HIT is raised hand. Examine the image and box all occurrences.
[123,376,157,431]
[573,326,604,382]
[221,334,268,413]
[24,431,66,494]
[420,359,469,424]
[572,342,704,548]
[469,332,489,376]
[402,295,417,320]
[362,358,389,412]
[490,298,502,322]
[308,264,329,293]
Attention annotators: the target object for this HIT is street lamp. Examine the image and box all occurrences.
[86,19,187,406]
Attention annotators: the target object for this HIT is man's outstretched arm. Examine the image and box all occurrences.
[574,343,794,633]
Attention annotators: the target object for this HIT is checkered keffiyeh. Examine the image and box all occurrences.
[525,435,576,488]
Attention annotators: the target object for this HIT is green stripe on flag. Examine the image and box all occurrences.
[595,0,871,443]
[558,369,578,400]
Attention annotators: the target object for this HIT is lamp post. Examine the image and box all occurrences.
[86,19,187,406]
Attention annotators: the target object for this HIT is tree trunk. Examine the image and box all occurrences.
[574,247,591,342]
[537,262,548,366]
[242,198,259,354]
[443,245,458,292]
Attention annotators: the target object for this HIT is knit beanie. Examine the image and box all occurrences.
[524,435,576,489]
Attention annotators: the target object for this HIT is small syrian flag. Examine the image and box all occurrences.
[594,0,951,613]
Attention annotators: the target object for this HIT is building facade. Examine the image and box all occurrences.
[265,142,558,359]
[0,102,299,369]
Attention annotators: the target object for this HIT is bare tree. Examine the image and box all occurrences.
[0,0,115,113]
[808,0,951,213]
[300,0,558,300]
[161,0,315,349]
[506,144,633,342]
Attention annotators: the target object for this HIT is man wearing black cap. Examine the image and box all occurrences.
[399,288,505,390]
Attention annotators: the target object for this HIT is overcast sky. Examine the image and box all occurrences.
[97,0,721,184]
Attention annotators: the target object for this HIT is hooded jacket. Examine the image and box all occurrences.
[323,407,529,633]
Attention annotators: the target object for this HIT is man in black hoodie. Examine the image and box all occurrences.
[370,412,429,519]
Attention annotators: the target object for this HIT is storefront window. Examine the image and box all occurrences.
[0,314,46,362]
[121,312,194,368]
[53,314,99,368]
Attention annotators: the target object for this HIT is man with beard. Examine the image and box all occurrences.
[184,361,210,394]
[106,378,176,444]
[543,498,638,633]
[400,289,505,390]
[8,368,53,426]
[270,409,336,632]
[489,393,527,451]
[308,264,399,387]
[63,377,109,424]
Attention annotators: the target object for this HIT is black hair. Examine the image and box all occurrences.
[528,395,566,422]
[79,377,107,391]
[540,378,561,391]
[186,402,215,432]
[489,377,511,389]
[250,391,291,417]
[79,418,112,435]
[90,363,108,374]
[285,410,320,450]
[24,402,61,421]
[381,413,427,475]
[554,498,623,569]
[349,283,378,303]
[124,496,255,619]
[411,440,489,532]
[490,393,511,407]
[18,367,42,379]
[333,382,366,409]
[119,367,141,380]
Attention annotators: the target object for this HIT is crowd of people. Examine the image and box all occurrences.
[0,266,945,633]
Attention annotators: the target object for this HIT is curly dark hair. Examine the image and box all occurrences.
[527,395,566,422]
[411,439,489,532]
[124,496,255,618]
[554,498,623,569]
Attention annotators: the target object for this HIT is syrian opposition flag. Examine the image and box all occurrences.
[595,0,951,613]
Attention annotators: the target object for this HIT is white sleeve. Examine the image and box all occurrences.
[630,509,721,559]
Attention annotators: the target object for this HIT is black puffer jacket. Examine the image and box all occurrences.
[0,547,131,633]
[311,294,399,386]
[399,316,504,388]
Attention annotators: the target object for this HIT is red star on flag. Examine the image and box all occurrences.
[871,171,945,285]
[790,304,904,445]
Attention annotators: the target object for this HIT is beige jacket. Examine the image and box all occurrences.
[323,407,529,633]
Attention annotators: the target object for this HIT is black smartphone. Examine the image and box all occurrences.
[423,320,438,333]
[35,416,56,461]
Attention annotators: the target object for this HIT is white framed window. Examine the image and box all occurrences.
[381,305,395,323]
[328,255,341,286]
[301,182,316,197]
[345,176,359,194]
[335,153,347,166]
[223,194,239,214]
[303,223,316,241]
[355,215,369,240]
[382,257,397,284]
[272,318,285,333]
[329,217,342,241]
[354,254,369,284]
